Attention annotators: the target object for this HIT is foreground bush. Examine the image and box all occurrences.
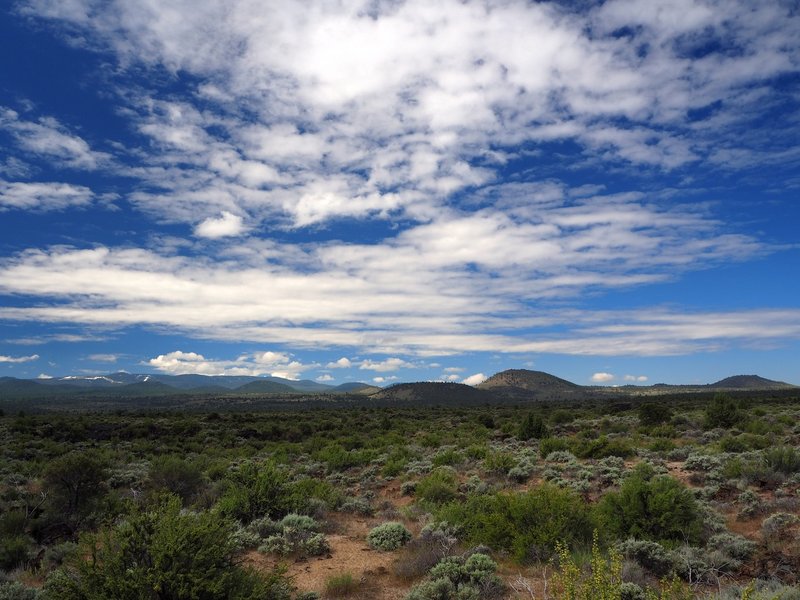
[367,522,412,551]
[217,461,291,522]
[259,513,329,557]
[597,464,703,544]
[45,494,292,600]
[438,484,594,562]
[405,552,504,600]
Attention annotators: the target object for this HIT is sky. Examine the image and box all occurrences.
[0,0,799,388]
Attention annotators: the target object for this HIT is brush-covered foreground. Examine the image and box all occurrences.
[1,393,800,599]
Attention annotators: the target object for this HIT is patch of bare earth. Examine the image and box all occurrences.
[244,513,414,599]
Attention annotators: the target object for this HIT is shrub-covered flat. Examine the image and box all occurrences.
[1,392,800,599]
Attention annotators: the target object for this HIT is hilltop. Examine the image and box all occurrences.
[709,375,795,390]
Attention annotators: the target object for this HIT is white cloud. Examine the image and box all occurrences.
[36,373,52,379]
[442,374,460,382]
[591,372,615,383]
[462,372,487,386]
[0,353,39,363]
[372,375,398,384]
[326,357,352,369]
[147,349,311,379]
[443,367,464,373]
[0,181,95,211]
[623,374,649,382]
[88,353,119,362]
[1,2,798,362]
[359,357,414,372]
[316,373,333,382]
[15,0,799,232]
[0,107,109,170]
[194,211,246,238]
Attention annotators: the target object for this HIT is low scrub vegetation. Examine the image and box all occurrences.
[1,393,799,598]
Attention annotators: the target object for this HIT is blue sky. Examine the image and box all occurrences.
[1,0,799,387]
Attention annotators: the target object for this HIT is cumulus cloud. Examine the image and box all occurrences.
[462,372,487,386]
[147,349,311,379]
[591,372,615,383]
[194,211,247,238]
[316,373,333,382]
[36,373,52,379]
[326,357,352,369]
[372,375,398,384]
[623,374,649,382]
[0,353,39,363]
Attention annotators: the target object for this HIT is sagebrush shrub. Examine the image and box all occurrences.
[367,522,412,551]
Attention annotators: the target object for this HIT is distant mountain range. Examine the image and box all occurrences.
[0,372,379,399]
[0,369,794,407]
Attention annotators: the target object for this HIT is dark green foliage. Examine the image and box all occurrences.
[43,450,108,526]
[539,437,570,457]
[597,464,702,544]
[638,403,672,427]
[217,462,291,522]
[518,412,548,440]
[0,533,34,571]
[44,494,292,600]
[288,478,343,513]
[438,484,594,562]
[573,436,635,459]
[147,455,205,504]
[704,393,743,429]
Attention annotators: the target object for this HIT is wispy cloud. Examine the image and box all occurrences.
[0,181,95,212]
[0,353,39,363]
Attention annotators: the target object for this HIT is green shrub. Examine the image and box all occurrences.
[638,404,672,427]
[258,513,330,557]
[539,437,570,457]
[0,534,34,571]
[289,478,343,513]
[416,468,459,505]
[217,462,290,522]
[574,436,635,459]
[597,464,703,544]
[44,494,292,600]
[704,393,742,429]
[438,484,594,562]
[519,413,548,440]
[405,553,504,600]
[147,455,205,504]
[763,446,800,475]
[367,522,412,551]
[0,582,41,600]
[483,450,516,475]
